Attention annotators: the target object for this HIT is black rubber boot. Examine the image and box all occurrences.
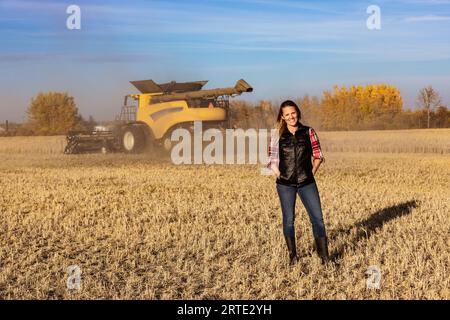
[314,237,330,264]
[285,235,298,266]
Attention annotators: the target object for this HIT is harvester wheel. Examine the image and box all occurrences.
[162,135,173,152]
[121,125,146,153]
[161,124,194,153]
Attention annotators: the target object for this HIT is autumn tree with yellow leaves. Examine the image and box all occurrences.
[320,84,404,130]
[26,92,84,135]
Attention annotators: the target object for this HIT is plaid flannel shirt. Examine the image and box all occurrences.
[267,127,324,170]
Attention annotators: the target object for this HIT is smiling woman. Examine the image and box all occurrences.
[268,100,328,266]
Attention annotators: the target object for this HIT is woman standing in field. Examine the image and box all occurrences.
[267,100,329,266]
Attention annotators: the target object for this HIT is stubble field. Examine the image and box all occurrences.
[0,129,449,299]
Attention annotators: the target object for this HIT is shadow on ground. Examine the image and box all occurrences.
[329,200,419,262]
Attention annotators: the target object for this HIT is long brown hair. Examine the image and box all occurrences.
[277,100,301,136]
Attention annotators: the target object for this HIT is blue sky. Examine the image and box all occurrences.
[1,0,450,122]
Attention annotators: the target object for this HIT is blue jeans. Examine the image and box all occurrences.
[276,182,327,238]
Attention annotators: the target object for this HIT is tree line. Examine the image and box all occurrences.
[0,84,449,136]
[230,84,449,130]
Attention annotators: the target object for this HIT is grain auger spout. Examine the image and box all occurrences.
[150,79,253,103]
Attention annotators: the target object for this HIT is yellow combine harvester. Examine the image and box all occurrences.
[64,79,253,154]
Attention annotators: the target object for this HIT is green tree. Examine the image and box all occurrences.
[27,92,81,135]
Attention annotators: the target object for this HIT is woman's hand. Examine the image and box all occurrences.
[273,169,281,178]
[270,163,281,178]
[312,158,323,176]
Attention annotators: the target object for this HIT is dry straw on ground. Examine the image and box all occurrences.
[0,129,449,299]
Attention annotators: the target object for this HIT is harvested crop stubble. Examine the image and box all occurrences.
[0,133,449,299]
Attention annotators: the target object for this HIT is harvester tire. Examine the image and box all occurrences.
[121,125,146,153]
[161,122,196,154]
[162,132,174,153]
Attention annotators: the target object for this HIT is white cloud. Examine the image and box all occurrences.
[405,15,450,22]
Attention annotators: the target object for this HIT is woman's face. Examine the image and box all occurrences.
[281,106,298,127]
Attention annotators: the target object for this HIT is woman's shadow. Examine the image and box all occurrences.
[328,200,419,262]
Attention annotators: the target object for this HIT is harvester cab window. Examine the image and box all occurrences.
[188,99,216,108]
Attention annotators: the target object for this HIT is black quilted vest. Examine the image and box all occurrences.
[277,124,315,187]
